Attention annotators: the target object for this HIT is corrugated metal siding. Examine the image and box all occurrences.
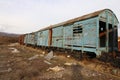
[19,35,25,45]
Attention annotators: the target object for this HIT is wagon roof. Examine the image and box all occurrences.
[37,9,118,32]
[52,9,104,27]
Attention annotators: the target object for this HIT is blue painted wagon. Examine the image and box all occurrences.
[24,9,119,57]
[24,32,37,46]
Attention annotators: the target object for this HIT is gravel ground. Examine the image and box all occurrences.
[0,43,120,80]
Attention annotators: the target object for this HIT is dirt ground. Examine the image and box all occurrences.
[0,36,18,45]
[0,43,120,80]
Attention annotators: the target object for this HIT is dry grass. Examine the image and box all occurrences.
[0,43,120,80]
[0,36,18,45]
[0,35,120,80]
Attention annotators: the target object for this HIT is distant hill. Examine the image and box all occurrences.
[0,32,19,37]
[0,32,19,45]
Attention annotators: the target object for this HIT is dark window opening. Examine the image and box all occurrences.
[73,25,82,36]
[109,24,112,29]
[99,21,106,47]
[99,21,117,51]
[108,24,113,51]
[114,26,118,51]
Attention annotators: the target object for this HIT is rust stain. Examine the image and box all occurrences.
[19,34,25,45]
[48,26,52,46]
[100,28,117,37]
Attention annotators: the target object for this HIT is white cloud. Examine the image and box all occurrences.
[0,25,6,32]
[0,0,120,34]
[0,24,12,32]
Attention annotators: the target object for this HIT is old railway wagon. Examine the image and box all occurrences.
[23,9,119,57]
[19,34,25,45]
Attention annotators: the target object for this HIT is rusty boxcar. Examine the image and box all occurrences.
[19,34,25,45]
[23,9,119,57]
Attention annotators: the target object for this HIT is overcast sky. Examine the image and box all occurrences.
[0,0,120,35]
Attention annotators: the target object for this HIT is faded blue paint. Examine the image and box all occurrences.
[51,9,119,56]
[24,34,28,45]
[52,26,63,47]
[106,10,109,52]
[51,17,98,54]
[37,30,49,46]
[98,9,119,56]
[63,25,73,49]
[96,17,100,56]
[24,33,35,45]
[62,17,98,53]
[24,9,119,57]
[34,32,38,45]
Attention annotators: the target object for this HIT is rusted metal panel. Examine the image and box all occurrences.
[48,27,52,46]
[19,34,25,45]
[118,41,120,51]
[100,28,117,37]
